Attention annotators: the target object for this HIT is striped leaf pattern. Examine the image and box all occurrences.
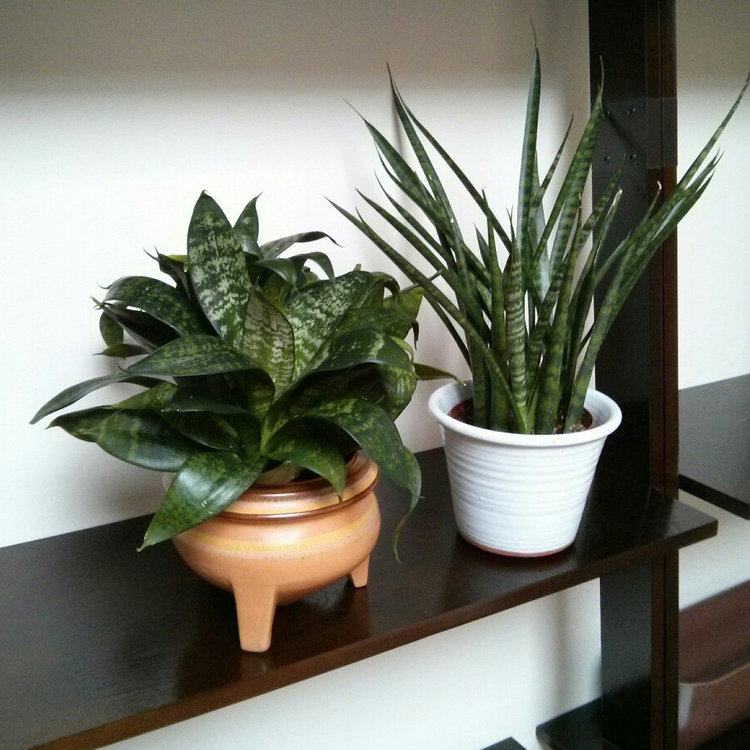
[343,47,747,434]
[187,192,251,349]
[104,276,207,337]
[35,190,425,547]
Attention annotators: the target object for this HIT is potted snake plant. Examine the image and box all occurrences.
[334,47,748,557]
[32,191,425,650]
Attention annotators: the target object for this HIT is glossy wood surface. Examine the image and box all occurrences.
[679,374,750,518]
[0,449,716,750]
[588,0,679,495]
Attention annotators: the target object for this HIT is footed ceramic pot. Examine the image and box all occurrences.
[172,452,380,652]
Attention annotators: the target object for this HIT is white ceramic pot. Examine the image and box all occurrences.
[428,380,622,556]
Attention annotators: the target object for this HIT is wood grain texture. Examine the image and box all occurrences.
[0,449,717,750]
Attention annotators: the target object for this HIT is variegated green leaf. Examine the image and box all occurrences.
[161,412,241,452]
[31,373,157,424]
[113,381,178,410]
[187,192,250,348]
[374,363,418,418]
[162,390,252,415]
[127,334,257,377]
[95,410,200,470]
[99,310,123,348]
[317,329,413,375]
[105,276,207,336]
[259,231,337,260]
[290,251,336,281]
[240,293,294,390]
[303,397,419,499]
[140,451,266,547]
[251,257,304,287]
[339,301,419,342]
[233,194,261,256]
[382,286,423,338]
[98,343,148,359]
[98,303,177,352]
[155,252,192,298]
[49,407,112,442]
[262,429,347,493]
[285,270,377,378]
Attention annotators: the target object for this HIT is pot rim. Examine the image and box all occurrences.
[428,380,622,447]
[222,452,380,522]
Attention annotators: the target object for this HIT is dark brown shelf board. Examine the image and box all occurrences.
[679,374,750,519]
[537,700,750,750]
[536,700,609,750]
[0,448,717,750]
[483,739,527,750]
[695,717,750,749]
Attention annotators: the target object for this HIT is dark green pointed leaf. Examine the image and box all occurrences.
[318,329,413,374]
[414,362,457,381]
[162,412,241,452]
[259,231,337,260]
[105,276,207,336]
[262,429,347,493]
[155,253,191,298]
[49,407,112,442]
[113,381,178,410]
[99,303,177,351]
[31,373,157,424]
[252,257,303,287]
[338,305,416,341]
[382,286,423,338]
[98,343,148,359]
[240,293,294,390]
[373,364,418,418]
[233,194,261,256]
[140,451,266,547]
[187,192,250,348]
[303,397,419,498]
[95,410,201,470]
[291,251,336,281]
[127,335,257,377]
[99,310,123,348]
[285,270,377,377]
[163,390,252,415]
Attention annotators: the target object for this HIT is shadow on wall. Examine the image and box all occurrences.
[0,0,584,92]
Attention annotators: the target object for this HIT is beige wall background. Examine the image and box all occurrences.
[1,2,747,748]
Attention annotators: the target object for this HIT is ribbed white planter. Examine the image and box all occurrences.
[428,380,622,557]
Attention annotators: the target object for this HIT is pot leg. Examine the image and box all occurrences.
[348,556,370,588]
[231,581,277,652]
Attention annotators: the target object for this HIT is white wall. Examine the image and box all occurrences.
[2,0,590,548]
[1,2,748,749]
[676,0,750,389]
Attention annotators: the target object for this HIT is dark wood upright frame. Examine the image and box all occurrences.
[540,2,684,748]
[589,0,683,745]
[588,0,679,498]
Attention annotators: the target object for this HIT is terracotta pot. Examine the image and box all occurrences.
[172,452,381,652]
[428,380,621,557]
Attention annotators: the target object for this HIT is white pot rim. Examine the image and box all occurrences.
[428,380,622,447]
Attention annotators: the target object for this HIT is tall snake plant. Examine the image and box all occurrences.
[334,48,748,434]
[33,192,423,549]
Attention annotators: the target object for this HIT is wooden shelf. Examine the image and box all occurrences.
[483,739,527,750]
[0,448,717,750]
[538,703,750,750]
[679,374,750,518]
